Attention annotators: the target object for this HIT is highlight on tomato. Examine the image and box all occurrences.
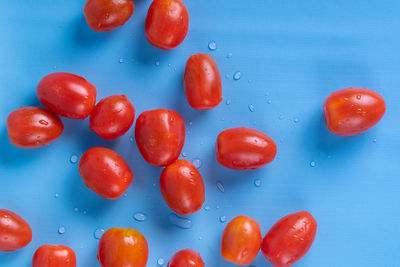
[0,209,32,252]
[168,249,205,267]
[32,244,76,267]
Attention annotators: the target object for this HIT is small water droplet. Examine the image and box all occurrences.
[168,63,171,67]
[153,183,156,187]
[216,205,220,209]
[119,58,124,63]
[129,136,134,143]
[226,99,231,105]
[219,216,227,223]
[189,121,193,126]
[58,226,66,234]
[83,210,87,214]
[225,74,230,79]
[55,193,59,198]
[267,99,272,104]
[70,154,78,164]
[248,79,252,83]
[327,155,332,159]
[356,95,361,100]
[181,152,188,157]
[204,205,210,211]
[279,115,285,120]
[208,41,217,51]
[310,161,316,167]
[233,71,241,80]
[94,228,105,239]
[157,258,165,266]
[226,52,233,58]
[39,120,48,125]
[133,212,147,222]
[198,236,203,240]
[294,118,300,123]
[372,138,377,143]
[123,193,128,197]
[248,104,255,112]
[216,181,225,193]
[254,179,261,187]
[192,159,202,169]
[168,213,192,229]
[52,65,57,70]
[74,207,79,212]
[155,60,160,66]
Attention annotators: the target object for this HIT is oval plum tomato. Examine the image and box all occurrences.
[216,127,277,170]
[135,109,185,166]
[184,53,222,110]
[145,0,189,50]
[0,209,32,252]
[167,249,205,267]
[7,107,64,148]
[221,215,262,266]
[79,147,133,199]
[160,159,205,216]
[32,245,76,267]
[90,95,135,140]
[261,211,317,267]
[37,72,97,119]
[323,87,386,136]
[84,0,135,32]
[98,228,148,267]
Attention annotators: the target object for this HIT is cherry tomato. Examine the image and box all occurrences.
[0,209,32,252]
[145,0,189,50]
[90,95,135,140]
[84,0,135,32]
[98,228,148,267]
[135,109,185,166]
[79,147,133,199]
[221,215,262,266]
[7,107,64,149]
[184,53,222,110]
[160,159,205,216]
[323,87,386,136]
[37,72,97,119]
[216,127,277,170]
[32,244,76,267]
[261,211,317,267]
[168,249,205,267]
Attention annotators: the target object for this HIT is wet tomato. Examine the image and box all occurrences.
[98,228,148,267]
[323,87,386,136]
[135,109,185,166]
[90,95,135,140]
[37,72,97,119]
[7,107,64,148]
[145,0,189,50]
[184,53,222,110]
[160,159,205,216]
[216,127,277,170]
[32,244,76,267]
[261,211,317,267]
[168,249,205,267]
[0,209,32,252]
[79,147,133,199]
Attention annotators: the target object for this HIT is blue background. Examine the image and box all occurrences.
[1,0,399,266]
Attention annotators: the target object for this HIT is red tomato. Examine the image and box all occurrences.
[7,107,64,149]
[37,72,97,119]
[0,209,32,252]
[98,228,148,267]
[323,87,386,136]
[221,215,262,266]
[90,95,135,140]
[184,53,222,110]
[160,159,205,216]
[84,0,135,32]
[135,109,185,166]
[79,147,133,199]
[168,249,205,267]
[32,244,76,267]
[261,211,317,267]
[145,0,189,50]
[216,127,277,170]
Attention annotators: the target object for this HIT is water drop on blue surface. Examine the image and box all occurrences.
[94,228,105,239]
[279,115,285,120]
[216,181,225,193]
[233,71,241,80]
[83,210,87,214]
[219,216,227,223]
[226,52,233,58]
[168,213,192,229]
[54,193,59,198]
[129,136,134,143]
[254,179,261,187]
[157,258,165,266]
[74,207,78,212]
[310,161,316,167]
[267,99,272,104]
[155,60,160,66]
[189,121,193,126]
[248,104,255,112]
[204,205,210,211]
[225,74,230,79]
[181,152,188,157]
[133,212,147,222]
[372,138,377,143]
[70,154,78,164]
[226,99,231,105]
[192,159,202,169]
[294,118,300,123]
[119,58,124,63]
[208,41,217,51]
[58,226,66,234]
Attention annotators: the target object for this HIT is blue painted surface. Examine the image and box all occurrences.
[0,0,400,266]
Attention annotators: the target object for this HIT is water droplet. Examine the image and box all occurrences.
[58,226,66,234]
[55,193,59,198]
[310,161,316,167]
[233,71,241,80]
[248,104,255,112]
[153,183,156,187]
[372,138,377,143]
[293,118,300,123]
[204,205,210,211]
[94,228,105,239]
[133,212,147,222]
[327,155,332,159]
[168,213,192,229]
[279,115,285,120]
[226,99,231,105]
[74,207,79,212]
[119,58,124,63]
[192,159,202,169]
[216,181,225,193]
[129,136,134,143]
[168,63,171,67]
[226,52,233,58]
[155,60,160,66]
[189,121,193,126]
[123,193,128,197]
[83,210,87,214]
[39,120,48,125]
[70,154,78,164]
[198,236,203,240]
[181,152,188,157]
[254,179,261,187]
[356,95,361,100]
[208,41,217,51]
[267,99,272,104]
[157,258,165,266]
[216,205,220,209]
[248,79,252,83]
[225,74,231,79]
[52,65,57,70]
[219,216,227,223]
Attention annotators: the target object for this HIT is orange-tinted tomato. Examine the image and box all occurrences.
[135,109,185,166]
[90,95,135,140]
[160,159,205,216]
[216,127,277,170]
[84,0,135,32]
[168,249,205,267]
[184,53,222,110]
[37,72,97,119]
[323,87,386,136]
[79,147,133,199]
[0,209,32,252]
[145,0,189,50]
[98,228,148,267]
[221,215,262,266]
[32,244,76,267]
[7,107,64,148]
[261,211,317,267]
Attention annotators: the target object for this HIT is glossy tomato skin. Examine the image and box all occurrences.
[160,159,205,216]
[145,0,189,50]
[216,127,277,170]
[0,209,32,252]
[32,245,76,267]
[7,107,64,149]
[135,109,185,166]
[37,72,97,119]
[84,0,134,32]
[184,53,222,110]
[98,228,148,267]
[90,95,135,140]
[261,211,317,267]
[323,87,386,136]
[79,147,133,199]
[168,249,205,267]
